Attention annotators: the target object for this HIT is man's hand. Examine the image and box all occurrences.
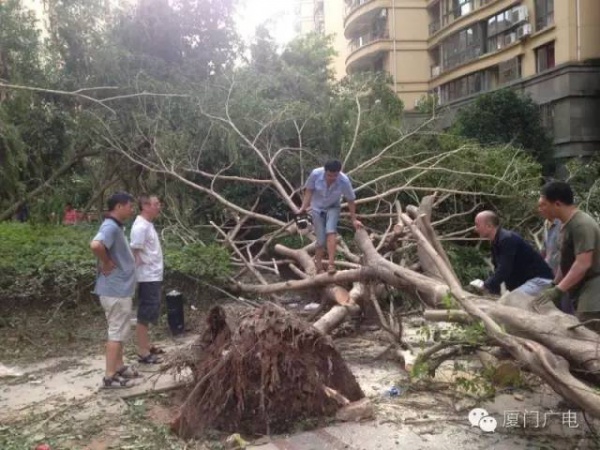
[532,286,563,312]
[352,219,363,230]
[468,279,487,294]
[100,259,116,276]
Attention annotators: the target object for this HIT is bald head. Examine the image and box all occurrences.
[474,211,500,240]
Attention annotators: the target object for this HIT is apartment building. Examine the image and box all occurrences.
[342,0,600,159]
[345,0,430,108]
[295,0,320,34]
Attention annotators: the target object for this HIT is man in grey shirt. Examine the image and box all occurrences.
[90,192,137,388]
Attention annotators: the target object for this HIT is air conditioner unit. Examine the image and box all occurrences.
[432,65,441,77]
[380,9,387,18]
[517,23,532,39]
[516,5,529,23]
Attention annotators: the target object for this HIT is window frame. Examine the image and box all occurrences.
[535,41,555,73]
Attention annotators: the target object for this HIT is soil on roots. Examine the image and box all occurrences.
[170,302,364,438]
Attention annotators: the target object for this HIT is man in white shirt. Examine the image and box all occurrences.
[130,195,164,364]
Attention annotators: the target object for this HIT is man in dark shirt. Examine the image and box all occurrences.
[472,211,554,296]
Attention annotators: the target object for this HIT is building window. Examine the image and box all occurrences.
[440,69,491,103]
[535,42,555,73]
[442,0,475,26]
[535,0,554,31]
[441,24,484,71]
[498,56,522,85]
[487,6,529,52]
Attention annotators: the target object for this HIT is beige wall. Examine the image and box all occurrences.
[324,0,348,79]
[579,0,600,61]
[389,1,430,108]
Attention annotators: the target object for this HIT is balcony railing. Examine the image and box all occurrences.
[345,0,374,18]
[443,45,483,71]
[349,29,390,52]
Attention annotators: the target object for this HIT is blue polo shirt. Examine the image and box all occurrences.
[305,167,356,212]
[92,217,136,297]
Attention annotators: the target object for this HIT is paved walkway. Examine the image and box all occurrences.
[246,420,549,450]
[0,337,193,423]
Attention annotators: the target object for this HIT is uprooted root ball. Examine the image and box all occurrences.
[170,302,364,437]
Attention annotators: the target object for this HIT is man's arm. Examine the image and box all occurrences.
[557,251,592,292]
[297,170,317,214]
[130,223,146,267]
[346,200,363,230]
[341,176,362,230]
[90,240,115,275]
[298,189,313,214]
[483,236,518,294]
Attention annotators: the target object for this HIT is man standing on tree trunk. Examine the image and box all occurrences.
[130,195,164,365]
[297,160,363,274]
[472,211,553,296]
[536,181,600,332]
[90,192,138,389]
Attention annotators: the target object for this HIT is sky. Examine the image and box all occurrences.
[235,0,297,46]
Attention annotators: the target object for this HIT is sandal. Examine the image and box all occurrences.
[149,346,166,355]
[138,353,162,365]
[101,374,133,389]
[327,263,337,275]
[116,365,141,379]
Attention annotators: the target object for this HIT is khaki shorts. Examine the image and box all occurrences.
[100,296,133,342]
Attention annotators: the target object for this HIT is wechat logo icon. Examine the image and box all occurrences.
[468,408,497,433]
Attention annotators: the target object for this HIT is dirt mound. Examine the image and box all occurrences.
[170,302,364,437]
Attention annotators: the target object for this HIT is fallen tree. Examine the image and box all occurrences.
[94,78,600,419]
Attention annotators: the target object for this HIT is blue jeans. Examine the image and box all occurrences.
[311,208,340,247]
[514,277,553,297]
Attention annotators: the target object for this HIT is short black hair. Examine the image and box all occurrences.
[541,181,574,205]
[138,194,152,211]
[107,192,134,211]
[324,159,342,173]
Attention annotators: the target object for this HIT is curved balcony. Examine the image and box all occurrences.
[346,29,391,73]
[344,0,391,39]
[428,0,510,44]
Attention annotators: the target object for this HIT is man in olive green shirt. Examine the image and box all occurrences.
[536,181,600,331]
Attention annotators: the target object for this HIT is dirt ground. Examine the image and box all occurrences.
[1,300,598,449]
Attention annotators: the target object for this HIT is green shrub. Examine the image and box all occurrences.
[164,242,231,281]
[445,243,490,286]
[0,222,97,305]
[0,222,231,307]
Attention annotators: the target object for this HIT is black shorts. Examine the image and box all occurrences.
[137,281,162,325]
